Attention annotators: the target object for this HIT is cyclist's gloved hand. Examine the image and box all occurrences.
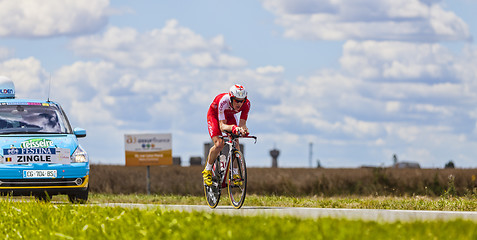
[232,125,240,135]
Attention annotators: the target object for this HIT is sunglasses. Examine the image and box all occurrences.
[234,98,245,103]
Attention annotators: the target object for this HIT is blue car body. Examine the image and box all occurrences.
[0,97,89,202]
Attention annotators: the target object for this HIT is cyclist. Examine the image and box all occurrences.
[203,84,250,186]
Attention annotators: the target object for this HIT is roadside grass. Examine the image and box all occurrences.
[75,193,477,211]
[10,193,477,211]
[1,198,477,240]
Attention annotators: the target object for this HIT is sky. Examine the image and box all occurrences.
[1,0,477,168]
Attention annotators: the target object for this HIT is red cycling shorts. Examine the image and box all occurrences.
[207,114,238,138]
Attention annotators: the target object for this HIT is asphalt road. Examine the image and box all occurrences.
[97,203,477,222]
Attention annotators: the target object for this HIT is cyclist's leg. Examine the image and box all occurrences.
[231,150,243,186]
[204,117,224,185]
[207,136,224,166]
[206,116,225,166]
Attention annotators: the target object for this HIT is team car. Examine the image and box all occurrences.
[0,77,89,203]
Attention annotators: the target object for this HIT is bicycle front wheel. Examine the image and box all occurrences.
[204,158,221,208]
[227,150,247,209]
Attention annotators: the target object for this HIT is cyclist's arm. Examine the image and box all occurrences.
[238,119,249,134]
[219,120,248,135]
[238,100,250,134]
[219,120,235,133]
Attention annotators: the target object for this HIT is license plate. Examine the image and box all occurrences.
[23,170,57,178]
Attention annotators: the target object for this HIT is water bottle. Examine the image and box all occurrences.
[219,155,226,172]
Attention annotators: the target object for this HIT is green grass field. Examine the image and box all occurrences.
[87,193,477,211]
[2,194,477,239]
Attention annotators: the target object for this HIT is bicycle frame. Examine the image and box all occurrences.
[218,134,257,187]
[204,133,257,209]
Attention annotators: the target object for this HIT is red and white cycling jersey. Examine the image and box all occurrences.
[207,93,250,138]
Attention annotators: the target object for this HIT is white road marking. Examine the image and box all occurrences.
[94,203,477,222]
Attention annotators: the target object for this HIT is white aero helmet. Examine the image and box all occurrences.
[0,76,15,99]
[229,84,247,100]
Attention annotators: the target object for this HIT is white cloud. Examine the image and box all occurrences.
[256,65,285,74]
[261,0,339,15]
[0,57,48,98]
[52,61,117,103]
[452,45,477,86]
[70,20,247,69]
[0,47,13,60]
[340,40,455,80]
[262,0,470,41]
[244,35,477,167]
[340,116,382,138]
[410,103,453,116]
[2,0,476,168]
[385,101,401,113]
[0,0,110,37]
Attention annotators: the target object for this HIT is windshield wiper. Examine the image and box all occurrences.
[0,126,44,135]
[32,132,65,134]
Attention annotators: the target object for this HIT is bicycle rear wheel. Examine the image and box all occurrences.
[227,150,247,209]
[204,158,221,208]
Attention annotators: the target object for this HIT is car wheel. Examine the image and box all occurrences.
[68,187,89,204]
[35,192,52,202]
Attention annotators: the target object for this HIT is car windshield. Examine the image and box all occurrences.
[0,104,71,134]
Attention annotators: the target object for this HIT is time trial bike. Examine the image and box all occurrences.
[203,133,257,209]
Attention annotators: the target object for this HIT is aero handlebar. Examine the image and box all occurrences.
[220,133,257,144]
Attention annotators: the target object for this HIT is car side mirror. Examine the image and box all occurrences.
[74,127,87,138]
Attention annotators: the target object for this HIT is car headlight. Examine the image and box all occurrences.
[71,145,88,163]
